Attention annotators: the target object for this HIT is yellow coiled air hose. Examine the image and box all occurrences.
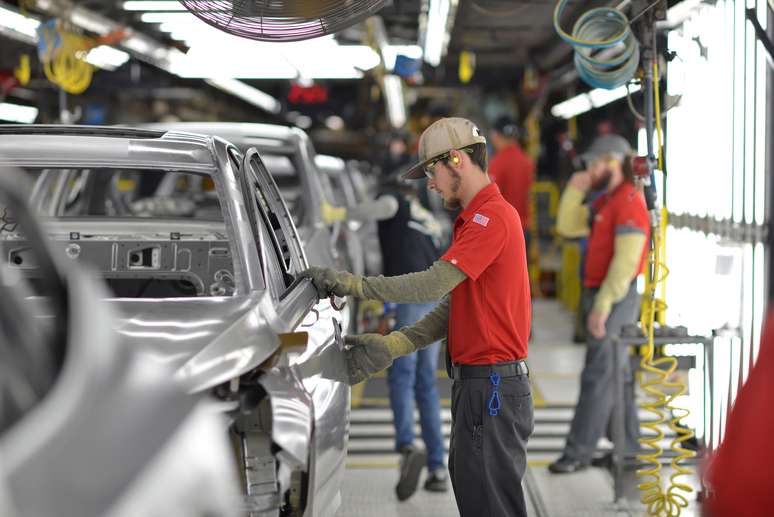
[635,58,695,517]
[38,20,94,95]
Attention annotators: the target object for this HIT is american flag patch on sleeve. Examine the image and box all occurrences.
[473,213,490,227]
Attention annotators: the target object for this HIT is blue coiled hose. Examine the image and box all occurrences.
[553,0,640,90]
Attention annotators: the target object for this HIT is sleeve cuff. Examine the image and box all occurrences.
[592,294,613,315]
[440,256,475,282]
[388,331,416,357]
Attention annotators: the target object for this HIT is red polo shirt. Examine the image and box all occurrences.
[583,181,649,288]
[440,183,531,365]
[487,143,534,229]
[706,309,774,516]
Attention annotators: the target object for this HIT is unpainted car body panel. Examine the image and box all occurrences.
[0,125,349,517]
[1,267,239,517]
[110,294,278,392]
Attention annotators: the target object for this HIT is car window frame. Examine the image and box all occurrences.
[241,148,309,302]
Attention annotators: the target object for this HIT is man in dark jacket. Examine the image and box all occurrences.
[376,171,447,500]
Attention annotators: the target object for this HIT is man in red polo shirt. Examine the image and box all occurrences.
[488,115,534,233]
[549,134,649,473]
[302,117,533,516]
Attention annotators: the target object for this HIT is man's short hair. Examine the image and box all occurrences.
[466,143,488,172]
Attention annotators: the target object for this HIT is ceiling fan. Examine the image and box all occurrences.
[179,0,388,42]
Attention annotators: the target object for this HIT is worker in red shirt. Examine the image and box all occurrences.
[549,134,649,473]
[302,117,533,517]
[488,115,535,235]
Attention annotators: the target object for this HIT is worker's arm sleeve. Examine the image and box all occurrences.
[395,295,450,352]
[359,260,467,303]
[592,232,647,314]
[556,185,590,238]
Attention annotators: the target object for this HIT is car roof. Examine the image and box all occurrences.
[314,154,346,175]
[138,122,307,154]
[0,125,221,172]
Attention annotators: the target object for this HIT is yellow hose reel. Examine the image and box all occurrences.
[37,19,94,95]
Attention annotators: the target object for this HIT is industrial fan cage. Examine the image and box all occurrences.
[179,0,388,42]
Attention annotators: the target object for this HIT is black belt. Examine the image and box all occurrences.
[450,360,529,380]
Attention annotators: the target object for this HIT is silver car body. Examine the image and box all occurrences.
[0,163,239,517]
[0,126,350,517]
[139,122,362,278]
[314,154,383,277]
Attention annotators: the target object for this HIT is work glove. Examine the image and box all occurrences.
[301,266,362,299]
[344,332,415,385]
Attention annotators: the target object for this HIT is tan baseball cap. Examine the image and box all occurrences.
[403,117,487,180]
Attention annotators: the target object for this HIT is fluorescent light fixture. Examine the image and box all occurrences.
[122,33,161,56]
[339,46,381,72]
[423,0,450,67]
[587,85,632,106]
[171,39,298,78]
[0,102,38,123]
[69,8,114,35]
[85,45,131,70]
[140,11,195,23]
[205,77,281,114]
[383,74,406,128]
[0,5,41,39]
[550,95,593,119]
[551,84,641,119]
[155,18,379,79]
[123,1,186,11]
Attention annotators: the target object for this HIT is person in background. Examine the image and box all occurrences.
[376,169,448,500]
[549,134,649,473]
[381,130,413,178]
[488,115,535,245]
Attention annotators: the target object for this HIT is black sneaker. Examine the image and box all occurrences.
[590,452,613,469]
[548,455,588,474]
[423,469,448,492]
[396,446,426,501]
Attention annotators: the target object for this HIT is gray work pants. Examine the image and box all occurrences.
[563,282,641,463]
[449,373,534,517]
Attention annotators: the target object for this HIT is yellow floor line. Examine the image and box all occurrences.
[530,376,546,408]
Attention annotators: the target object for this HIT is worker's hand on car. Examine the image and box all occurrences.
[343,331,415,385]
[569,171,592,192]
[300,266,360,299]
[343,333,395,385]
[587,310,608,339]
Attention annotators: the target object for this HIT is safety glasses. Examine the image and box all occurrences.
[423,148,473,179]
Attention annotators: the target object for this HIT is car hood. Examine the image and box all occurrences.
[108,293,281,392]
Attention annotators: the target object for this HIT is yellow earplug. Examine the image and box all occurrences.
[452,155,460,165]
